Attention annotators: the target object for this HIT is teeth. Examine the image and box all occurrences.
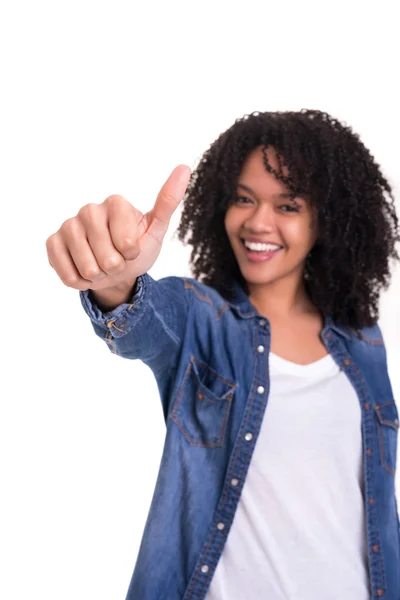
[244,241,282,252]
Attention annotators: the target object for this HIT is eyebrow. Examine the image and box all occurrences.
[237,183,296,200]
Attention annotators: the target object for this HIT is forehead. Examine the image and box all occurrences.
[237,146,314,209]
[238,146,291,189]
[241,145,288,171]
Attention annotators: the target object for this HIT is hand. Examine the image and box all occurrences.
[46,165,191,292]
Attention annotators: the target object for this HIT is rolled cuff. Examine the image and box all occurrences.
[79,273,151,338]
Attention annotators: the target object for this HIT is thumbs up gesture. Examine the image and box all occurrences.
[46,165,191,292]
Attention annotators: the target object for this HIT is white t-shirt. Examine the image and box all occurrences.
[205,351,370,600]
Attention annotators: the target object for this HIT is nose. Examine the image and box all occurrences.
[243,204,276,233]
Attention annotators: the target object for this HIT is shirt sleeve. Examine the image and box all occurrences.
[79,272,190,377]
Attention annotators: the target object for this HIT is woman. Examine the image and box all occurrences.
[47,109,400,599]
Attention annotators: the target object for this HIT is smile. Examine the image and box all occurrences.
[241,239,283,263]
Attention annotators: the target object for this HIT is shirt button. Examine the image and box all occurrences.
[201,565,209,573]
[257,385,265,394]
[259,319,266,327]
[245,433,253,441]
[257,345,265,353]
[217,522,225,530]
[231,478,239,486]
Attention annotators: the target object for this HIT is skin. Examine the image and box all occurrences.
[224,145,320,322]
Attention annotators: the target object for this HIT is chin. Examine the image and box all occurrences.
[238,266,284,286]
[237,259,303,288]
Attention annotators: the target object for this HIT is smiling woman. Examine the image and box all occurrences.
[52,108,400,600]
[177,109,399,331]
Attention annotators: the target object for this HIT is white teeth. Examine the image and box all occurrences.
[244,241,282,252]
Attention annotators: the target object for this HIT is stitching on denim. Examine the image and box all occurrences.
[216,304,230,319]
[377,420,396,477]
[329,335,386,595]
[189,385,262,596]
[184,280,214,306]
[356,331,384,345]
[192,356,237,390]
[169,414,227,448]
[107,320,126,334]
[169,395,233,448]
[184,278,259,321]
[375,403,398,476]
[375,402,399,429]
[185,329,261,598]
[169,357,234,447]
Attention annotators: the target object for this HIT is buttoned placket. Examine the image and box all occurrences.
[184,316,269,600]
[322,330,387,598]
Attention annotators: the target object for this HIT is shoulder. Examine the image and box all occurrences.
[351,322,384,346]
[138,273,233,317]
[181,277,227,304]
[156,275,232,318]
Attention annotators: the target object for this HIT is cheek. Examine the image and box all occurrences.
[224,210,238,237]
[286,218,315,245]
[284,221,304,240]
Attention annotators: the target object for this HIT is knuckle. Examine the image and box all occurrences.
[101,255,124,272]
[104,194,125,207]
[78,203,98,219]
[62,273,80,288]
[62,217,79,235]
[119,237,139,255]
[120,236,135,248]
[80,265,101,280]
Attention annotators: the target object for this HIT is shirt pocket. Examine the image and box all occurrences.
[170,355,237,447]
[374,401,399,476]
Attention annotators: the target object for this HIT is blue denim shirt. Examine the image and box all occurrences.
[80,273,400,600]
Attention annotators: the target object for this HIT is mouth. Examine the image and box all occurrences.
[240,239,284,263]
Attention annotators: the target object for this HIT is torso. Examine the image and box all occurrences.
[269,312,328,365]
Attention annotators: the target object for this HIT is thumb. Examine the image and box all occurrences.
[150,165,191,231]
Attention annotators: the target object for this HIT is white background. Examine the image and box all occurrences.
[1,1,399,598]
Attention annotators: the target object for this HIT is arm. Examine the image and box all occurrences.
[79,272,189,377]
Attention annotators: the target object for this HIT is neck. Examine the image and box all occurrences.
[248,277,317,321]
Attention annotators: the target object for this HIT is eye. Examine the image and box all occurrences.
[234,196,253,205]
[233,196,301,212]
[281,204,300,213]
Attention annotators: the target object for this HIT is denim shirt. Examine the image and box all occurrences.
[80,272,400,600]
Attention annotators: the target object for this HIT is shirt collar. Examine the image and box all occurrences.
[225,278,352,341]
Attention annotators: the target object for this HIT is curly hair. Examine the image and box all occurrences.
[176,109,400,330]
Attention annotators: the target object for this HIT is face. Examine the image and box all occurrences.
[224,146,318,294]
